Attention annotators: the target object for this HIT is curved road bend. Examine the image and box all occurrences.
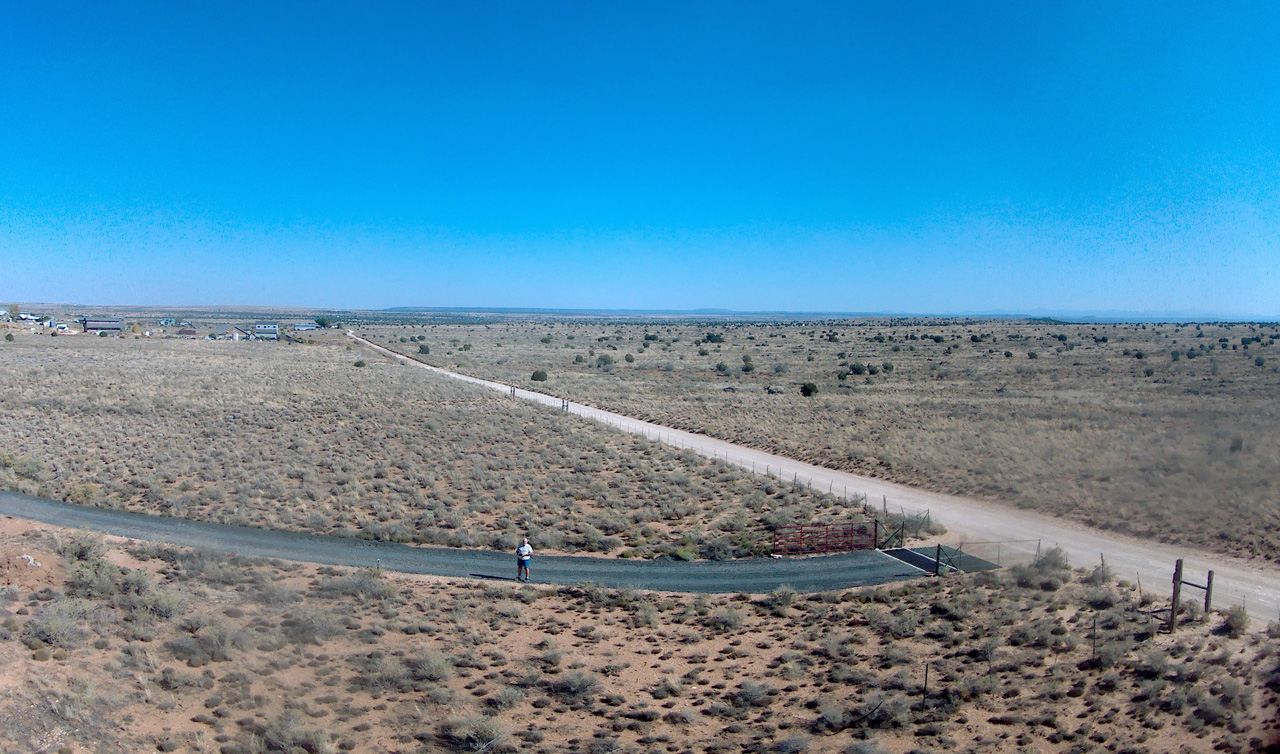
[352,332,1280,617]
[0,491,922,594]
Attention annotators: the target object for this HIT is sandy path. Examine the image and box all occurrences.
[352,332,1280,617]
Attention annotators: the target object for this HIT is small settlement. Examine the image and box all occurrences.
[3,308,336,340]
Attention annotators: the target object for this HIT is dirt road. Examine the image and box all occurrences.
[352,332,1280,617]
[0,490,922,593]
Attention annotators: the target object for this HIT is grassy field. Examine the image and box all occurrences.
[357,317,1280,561]
[0,332,916,560]
[1,520,1275,754]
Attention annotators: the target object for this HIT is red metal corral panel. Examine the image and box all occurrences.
[772,521,877,556]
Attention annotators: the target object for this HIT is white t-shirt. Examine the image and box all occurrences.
[517,543,532,559]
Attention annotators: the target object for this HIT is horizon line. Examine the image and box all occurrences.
[10,301,1279,325]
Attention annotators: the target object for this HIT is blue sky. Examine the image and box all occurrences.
[2,2,1278,316]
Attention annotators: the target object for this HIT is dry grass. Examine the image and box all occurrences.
[0,333,913,559]
[359,318,1280,560]
[0,520,1275,754]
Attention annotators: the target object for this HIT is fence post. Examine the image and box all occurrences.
[873,520,879,549]
[935,544,942,576]
[1204,570,1214,614]
[1169,559,1184,632]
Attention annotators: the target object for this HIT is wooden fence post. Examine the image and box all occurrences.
[1169,559,1184,632]
[935,544,942,576]
[1204,570,1214,614]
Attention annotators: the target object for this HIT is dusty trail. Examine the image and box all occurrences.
[352,332,1280,617]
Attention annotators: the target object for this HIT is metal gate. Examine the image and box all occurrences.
[771,520,879,556]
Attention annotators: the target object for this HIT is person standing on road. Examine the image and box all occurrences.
[516,538,533,582]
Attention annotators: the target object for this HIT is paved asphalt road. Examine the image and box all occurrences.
[0,490,924,594]
[352,333,1280,616]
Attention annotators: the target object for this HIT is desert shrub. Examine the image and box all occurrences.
[547,671,600,703]
[406,648,453,682]
[531,370,547,381]
[350,653,412,692]
[254,583,299,606]
[262,710,334,754]
[1034,546,1070,572]
[486,686,525,711]
[25,600,89,648]
[650,676,684,699]
[171,550,255,586]
[60,534,106,562]
[120,568,152,595]
[773,737,809,753]
[138,587,187,618]
[353,360,366,367]
[800,382,818,397]
[65,558,121,598]
[1219,604,1249,638]
[280,609,339,645]
[1134,649,1170,679]
[312,568,399,601]
[631,601,658,628]
[764,584,797,614]
[439,715,509,752]
[165,620,245,665]
[852,692,911,729]
[1082,561,1114,586]
[705,607,743,633]
[730,681,775,708]
[955,673,996,700]
[1085,588,1120,609]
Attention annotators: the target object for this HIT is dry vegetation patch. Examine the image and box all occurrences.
[360,318,1280,559]
[0,335,914,560]
[0,521,1276,754]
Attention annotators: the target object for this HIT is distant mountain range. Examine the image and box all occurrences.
[385,306,1277,323]
[14,302,1276,324]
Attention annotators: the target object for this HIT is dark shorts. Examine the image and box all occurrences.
[518,557,530,566]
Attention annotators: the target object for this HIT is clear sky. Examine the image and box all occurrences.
[2,2,1278,316]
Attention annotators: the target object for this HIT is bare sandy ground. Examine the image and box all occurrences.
[352,332,1280,619]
